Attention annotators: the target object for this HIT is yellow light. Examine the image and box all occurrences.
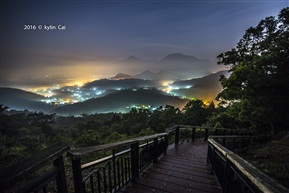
[161,81,173,87]
[65,79,92,87]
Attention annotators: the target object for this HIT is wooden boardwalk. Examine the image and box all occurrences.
[120,141,222,193]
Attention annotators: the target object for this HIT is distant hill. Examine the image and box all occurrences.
[172,70,228,87]
[0,70,228,115]
[110,73,132,80]
[161,53,204,62]
[0,87,52,112]
[125,56,143,62]
[117,53,221,80]
[82,78,160,89]
[151,53,216,79]
[133,70,178,80]
[53,88,189,115]
[170,71,228,102]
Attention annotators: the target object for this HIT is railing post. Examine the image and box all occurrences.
[164,135,168,155]
[53,155,68,193]
[175,126,180,145]
[112,149,117,191]
[191,127,196,142]
[71,158,84,193]
[131,142,139,182]
[204,128,209,140]
[153,137,158,163]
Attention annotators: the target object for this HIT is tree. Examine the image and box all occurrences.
[182,99,213,126]
[217,7,289,133]
[148,105,181,133]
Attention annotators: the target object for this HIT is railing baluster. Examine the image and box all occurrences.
[90,175,94,193]
[117,159,121,189]
[97,171,101,193]
[103,167,107,193]
[112,150,117,191]
[108,162,113,193]
[124,158,127,183]
[121,158,125,186]
[128,158,131,179]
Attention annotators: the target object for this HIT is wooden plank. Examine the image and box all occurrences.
[152,163,215,180]
[136,175,220,193]
[119,182,170,193]
[145,167,220,187]
[146,166,218,185]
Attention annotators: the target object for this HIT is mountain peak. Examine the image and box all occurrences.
[110,73,131,80]
[162,53,198,61]
[134,70,156,80]
[126,56,142,61]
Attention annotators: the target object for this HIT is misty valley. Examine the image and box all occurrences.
[0,70,227,116]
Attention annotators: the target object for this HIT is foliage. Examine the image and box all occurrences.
[242,138,289,188]
[0,97,216,169]
[181,100,215,126]
[148,105,182,133]
[216,7,289,133]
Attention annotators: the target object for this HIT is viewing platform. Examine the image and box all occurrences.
[1,125,289,193]
[120,141,221,193]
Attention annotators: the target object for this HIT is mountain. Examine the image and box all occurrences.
[172,70,228,87]
[133,70,178,80]
[151,53,215,79]
[123,56,143,63]
[110,73,131,80]
[53,88,189,115]
[156,53,216,74]
[170,71,229,102]
[134,70,156,80]
[0,87,52,112]
[161,53,202,62]
[82,78,160,89]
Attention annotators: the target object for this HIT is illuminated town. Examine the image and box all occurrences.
[26,78,193,106]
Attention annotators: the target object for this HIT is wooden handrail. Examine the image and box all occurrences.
[0,141,70,186]
[67,133,167,160]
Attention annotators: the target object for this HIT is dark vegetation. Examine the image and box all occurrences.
[0,7,288,187]
[0,100,216,170]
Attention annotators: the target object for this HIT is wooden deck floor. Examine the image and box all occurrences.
[119,141,222,193]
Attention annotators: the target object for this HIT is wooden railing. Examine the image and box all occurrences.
[207,136,289,193]
[1,125,288,193]
[0,142,69,193]
[67,133,168,193]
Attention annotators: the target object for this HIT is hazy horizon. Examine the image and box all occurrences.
[1,1,288,91]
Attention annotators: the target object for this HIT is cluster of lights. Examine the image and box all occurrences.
[161,80,192,95]
[126,104,153,110]
[35,85,106,105]
[30,78,196,106]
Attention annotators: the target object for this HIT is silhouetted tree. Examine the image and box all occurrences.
[217,7,289,133]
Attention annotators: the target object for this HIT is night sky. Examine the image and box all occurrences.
[1,0,288,89]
